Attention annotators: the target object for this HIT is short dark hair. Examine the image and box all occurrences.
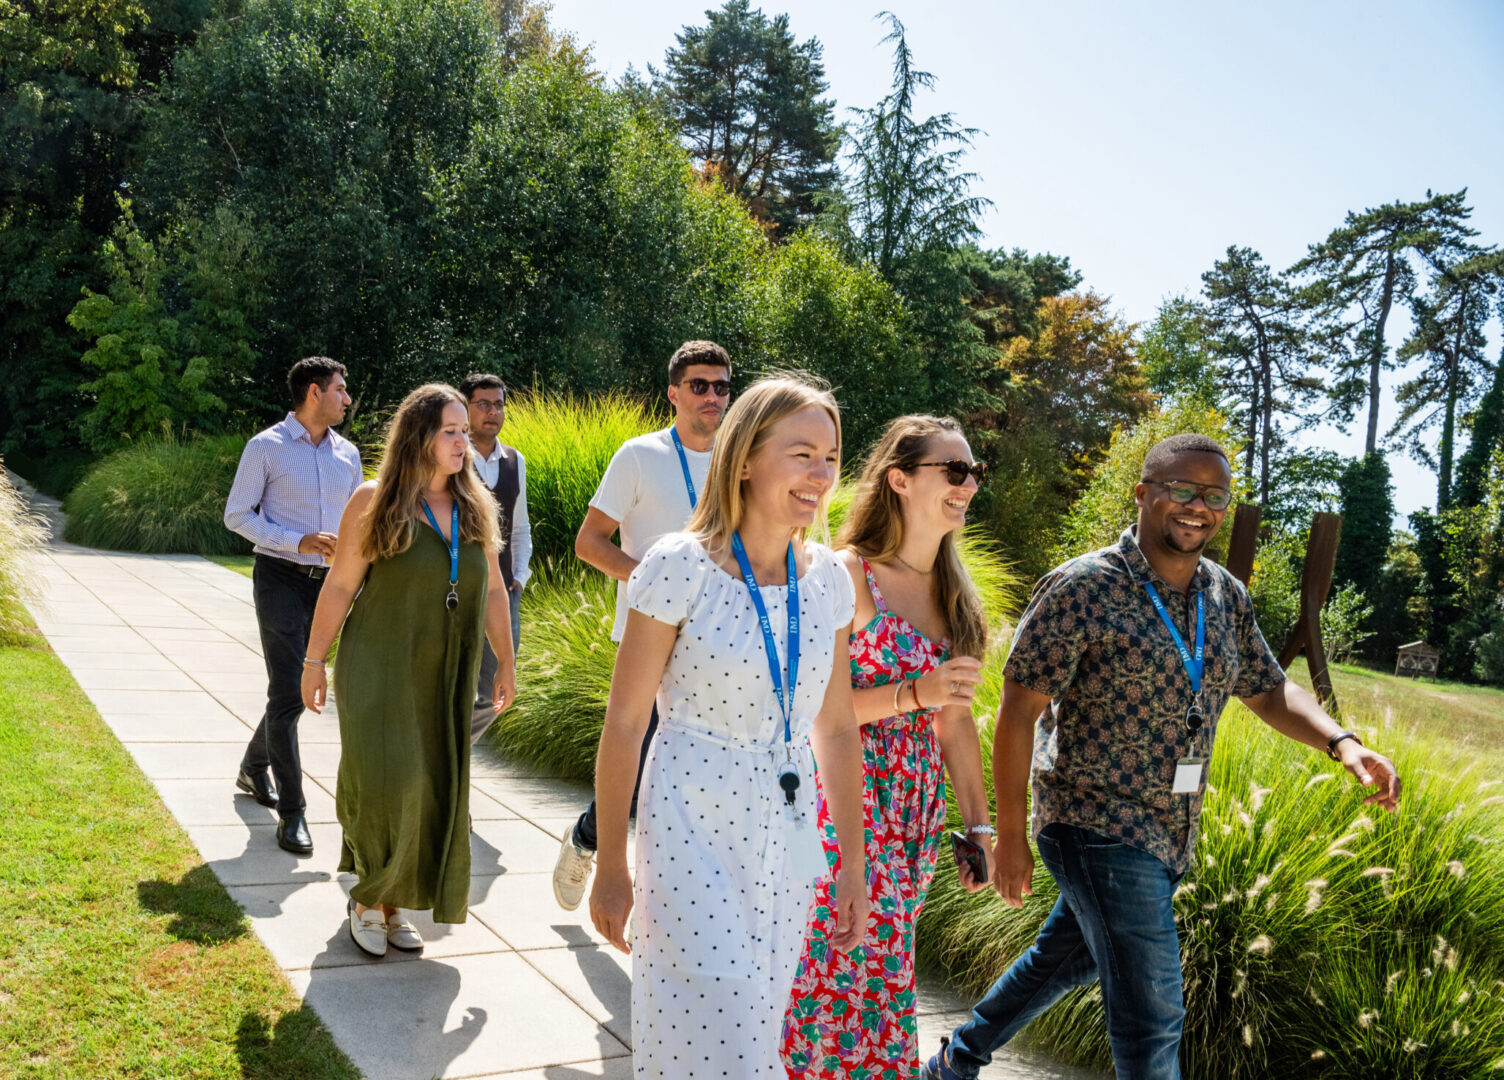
[668,340,731,385]
[458,373,506,401]
[288,356,347,406]
[1141,433,1229,479]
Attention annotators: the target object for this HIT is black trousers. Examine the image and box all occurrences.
[241,555,324,816]
[574,704,658,851]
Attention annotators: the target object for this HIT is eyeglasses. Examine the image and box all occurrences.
[677,378,732,397]
[1146,479,1233,511]
[915,460,988,487]
[470,399,505,414]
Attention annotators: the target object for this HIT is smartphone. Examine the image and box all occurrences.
[950,831,989,885]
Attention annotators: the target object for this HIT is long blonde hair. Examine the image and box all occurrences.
[686,374,842,558]
[837,415,988,659]
[360,383,503,561]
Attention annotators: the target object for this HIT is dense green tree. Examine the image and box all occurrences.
[653,0,838,231]
[1202,246,1323,505]
[957,244,1079,348]
[1332,452,1394,607]
[0,0,212,474]
[1291,189,1477,454]
[832,13,992,417]
[1455,345,1504,511]
[1140,293,1222,409]
[1391,247,1503,509]
[1261,447,1345,532]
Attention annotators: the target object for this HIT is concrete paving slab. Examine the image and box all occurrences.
[52,648,178,671]
[469,871,597,952]
[152,777,338,826]
[184,823,350,887]
[68,665,201,691]
[473,777,595,819]
[169,641,266,671]
[229,878,511,970]
[85,687,241,720]
[42,628,159,653]
[468,786,518,821]
[128,624,236,643]
[100,712,253,743]
[468,819,568,876]
[479,1059,635,1080]
[125,741,246,779]
[288,952,630,1079]
[523,946,632,1048]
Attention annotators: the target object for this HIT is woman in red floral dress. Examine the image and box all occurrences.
[782,415,994,1079]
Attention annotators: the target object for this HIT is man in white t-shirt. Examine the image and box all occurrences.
[551,340,732,910]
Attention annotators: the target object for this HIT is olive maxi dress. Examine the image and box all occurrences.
[333,520,489,923]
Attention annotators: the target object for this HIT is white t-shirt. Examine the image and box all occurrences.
[589,427,711,641]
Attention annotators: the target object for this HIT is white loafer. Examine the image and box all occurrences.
[386,913,424,952]
[348,899,387,958]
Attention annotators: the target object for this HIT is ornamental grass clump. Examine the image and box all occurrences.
[502,393,661,572]
[63,430,252,555]
[915,707,1504,1079]
[487,571,618,778]
[0,465,49,644]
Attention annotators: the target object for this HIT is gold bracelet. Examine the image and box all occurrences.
[910,678,925,711]
[302,658,325,668]
[892,679,905,715]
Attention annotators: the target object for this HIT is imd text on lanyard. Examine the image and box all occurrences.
[729,531,801,807]
[1142,581,1208,795]
[421,498,461,611]
[670,427,698,510]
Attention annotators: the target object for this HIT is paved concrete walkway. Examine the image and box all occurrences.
[20,486,1097,1078]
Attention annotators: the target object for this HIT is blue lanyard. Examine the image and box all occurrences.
[420,497,460,592]
[730,532,799,748]
[1142,583,1204,693]
[669,426,698,510]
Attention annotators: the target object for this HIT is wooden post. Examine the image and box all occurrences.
[1225,503,1261,586]
[1277,511,1343,713]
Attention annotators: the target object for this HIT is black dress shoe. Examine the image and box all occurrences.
[277,814,314,855]
[235,767,278,809]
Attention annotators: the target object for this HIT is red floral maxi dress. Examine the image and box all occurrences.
[781,559,949,1080]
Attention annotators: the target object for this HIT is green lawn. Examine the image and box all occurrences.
[206,554,255,579]
[1286,656,1504,764]
[0,625,358,1079]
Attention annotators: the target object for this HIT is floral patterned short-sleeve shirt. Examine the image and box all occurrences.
[1004,528,1286,873]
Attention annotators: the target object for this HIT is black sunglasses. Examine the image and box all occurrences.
[915,460,988,487]
[1146,479,1233,512]
[677,378,732,397]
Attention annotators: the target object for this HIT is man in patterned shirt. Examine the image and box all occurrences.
[924,433,1401,1080]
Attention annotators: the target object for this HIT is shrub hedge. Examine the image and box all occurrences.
[63,431,252,555]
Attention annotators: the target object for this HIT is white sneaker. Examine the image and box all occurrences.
[386,912,424,952]
[552,828,595,911]
[348,899,387,957]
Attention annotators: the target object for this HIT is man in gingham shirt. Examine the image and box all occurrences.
[224,357,363,855]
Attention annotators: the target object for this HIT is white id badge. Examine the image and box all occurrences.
[787,813,830,882]
[1173,756,1207,795]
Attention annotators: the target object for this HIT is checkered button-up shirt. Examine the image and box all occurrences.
[224,413,364,565]
[1005,528,1286,873]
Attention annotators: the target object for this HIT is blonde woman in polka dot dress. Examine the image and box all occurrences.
[589,375,871,1079]
[783,415,993,1078]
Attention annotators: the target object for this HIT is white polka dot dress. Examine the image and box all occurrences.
[625,532,856,1079]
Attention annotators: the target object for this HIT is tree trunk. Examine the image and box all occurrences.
[1438,302,1468,510]
[1366,251,1397,454]
[1260,359,1274,505]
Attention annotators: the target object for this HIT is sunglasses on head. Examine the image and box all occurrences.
[677,377,732,397]
[1147,479,1233,511]
[915,459,988,487]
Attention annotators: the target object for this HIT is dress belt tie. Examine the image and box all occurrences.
[657,718,811,754]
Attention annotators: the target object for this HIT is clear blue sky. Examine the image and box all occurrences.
[552,0,1504,523]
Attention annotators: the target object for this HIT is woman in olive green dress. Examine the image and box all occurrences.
[301,383,517,958]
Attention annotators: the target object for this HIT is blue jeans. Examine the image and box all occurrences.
[946,822,1185,1080]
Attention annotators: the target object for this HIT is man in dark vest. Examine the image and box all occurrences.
[460,373,530,742]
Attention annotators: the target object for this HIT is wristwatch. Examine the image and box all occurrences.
[1326,731,1362,760]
